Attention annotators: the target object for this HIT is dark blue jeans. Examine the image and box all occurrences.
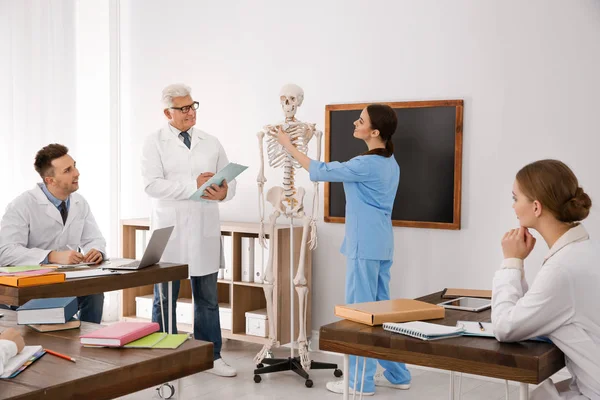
[1,294,103,323]
[152,273,222,360]
[77,294,104,323]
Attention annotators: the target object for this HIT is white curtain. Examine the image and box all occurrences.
[0,0,78,211]
[0,0,119,322]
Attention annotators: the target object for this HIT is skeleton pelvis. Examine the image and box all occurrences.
[267,186,305,214]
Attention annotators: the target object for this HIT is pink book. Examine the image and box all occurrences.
[80,321,160,347]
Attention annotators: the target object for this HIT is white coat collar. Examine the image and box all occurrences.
[160,124,207,151]
[31,185,82,228]
[543,223,589,265]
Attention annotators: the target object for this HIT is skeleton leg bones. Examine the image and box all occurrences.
[254,190,284,365]
[293,214,312,371]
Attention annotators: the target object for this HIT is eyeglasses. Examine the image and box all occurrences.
[170,101,199,114]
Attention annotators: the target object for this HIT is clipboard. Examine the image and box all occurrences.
[189,163,248,202]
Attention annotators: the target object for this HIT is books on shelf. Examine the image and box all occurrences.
[335,299,445,326]
[0,345,46,379]
[241,237,255,282]
[17,297,78,325]
[383,321,465,341]
[80,321,160,347]
[222,235,233,280]
[254,238,267,284]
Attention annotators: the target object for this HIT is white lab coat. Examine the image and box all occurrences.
[0,339,17,377]
[492,224,600,400]
[141,125,236,277]
[0,185,106,266]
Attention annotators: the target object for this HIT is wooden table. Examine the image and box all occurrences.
[319,292,565,400]
[0,310,213,399]
[0,263,188,307]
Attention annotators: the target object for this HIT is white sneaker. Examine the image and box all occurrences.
[206,358,237,377]
[326,380,374,396]
[374,370,411,390]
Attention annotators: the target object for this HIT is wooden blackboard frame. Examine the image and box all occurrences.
[323,100,464,230]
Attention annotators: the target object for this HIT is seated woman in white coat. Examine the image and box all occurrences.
[492,159,600,400]
[0,144,106,323]
[0,328,25,377]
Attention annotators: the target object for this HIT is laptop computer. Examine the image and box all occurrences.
[105,226,174,270]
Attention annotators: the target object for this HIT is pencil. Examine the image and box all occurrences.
[478,322,485,332]
[45,348,76,363]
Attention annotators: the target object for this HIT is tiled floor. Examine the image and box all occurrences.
[117,340,564,400]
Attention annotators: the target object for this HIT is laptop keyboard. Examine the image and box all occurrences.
[118,260,141,269]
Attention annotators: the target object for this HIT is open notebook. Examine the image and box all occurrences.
[1,345,46,378]
[383,321,465,341]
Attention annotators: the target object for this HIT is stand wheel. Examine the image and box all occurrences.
[305,379,313,388]
[334,369,343,378]
[156,383,175,399]
[254,374,262,383]
[266,350,274,358]
[256,363,264,369]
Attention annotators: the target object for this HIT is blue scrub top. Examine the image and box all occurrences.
[309,155,399,261]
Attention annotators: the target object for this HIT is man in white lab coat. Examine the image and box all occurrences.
[0,144,106,323]
[141,83,237,377]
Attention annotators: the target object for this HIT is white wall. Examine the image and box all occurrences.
[119,0,600,331]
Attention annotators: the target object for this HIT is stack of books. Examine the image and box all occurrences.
[0,265,65,287]
[17,297,81,332]
[79,322,189,349]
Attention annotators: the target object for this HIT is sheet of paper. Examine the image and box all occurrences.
[189,163,248,202]
[54,262,96,269]
[65,269,121,279]
[456,321,495,337]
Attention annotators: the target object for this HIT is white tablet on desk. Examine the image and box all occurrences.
[437,297,492,312]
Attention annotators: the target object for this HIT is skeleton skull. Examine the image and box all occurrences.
[279,84,304,119]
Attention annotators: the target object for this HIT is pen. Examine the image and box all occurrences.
[478,322,485,332]
[45,348,76,363]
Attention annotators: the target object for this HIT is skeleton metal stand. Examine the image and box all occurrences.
[253,220,341,388]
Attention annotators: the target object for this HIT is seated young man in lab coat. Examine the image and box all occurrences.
[0,144,105,323]
[0,328,25,376]
[492,159,600,400]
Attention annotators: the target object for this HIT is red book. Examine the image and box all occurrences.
[80,322,160,347]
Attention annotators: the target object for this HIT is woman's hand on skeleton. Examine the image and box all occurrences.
[276,126,293,149]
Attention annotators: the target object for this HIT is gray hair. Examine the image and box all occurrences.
[162,83,192,108]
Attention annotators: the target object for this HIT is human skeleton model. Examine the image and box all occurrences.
[255,84,322,371]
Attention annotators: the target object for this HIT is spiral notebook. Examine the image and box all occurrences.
[383,321,465,341]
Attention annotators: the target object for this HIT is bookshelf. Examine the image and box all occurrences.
[120,219,312,346]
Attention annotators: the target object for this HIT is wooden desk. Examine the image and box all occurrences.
[319,292,565,400]
[0,310,213,400]
[0,263,188,307]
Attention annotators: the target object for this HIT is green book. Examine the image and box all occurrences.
[124,333,189,349]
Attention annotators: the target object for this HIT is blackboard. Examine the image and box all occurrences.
[324,100,463,230]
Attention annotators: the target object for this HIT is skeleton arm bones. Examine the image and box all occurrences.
[257,129,268,248]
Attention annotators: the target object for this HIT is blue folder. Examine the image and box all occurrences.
[189,162,248,202]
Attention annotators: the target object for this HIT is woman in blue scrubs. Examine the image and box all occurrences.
[275,104,411,396]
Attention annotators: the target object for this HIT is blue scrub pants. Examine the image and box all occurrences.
[346,258,411,393]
